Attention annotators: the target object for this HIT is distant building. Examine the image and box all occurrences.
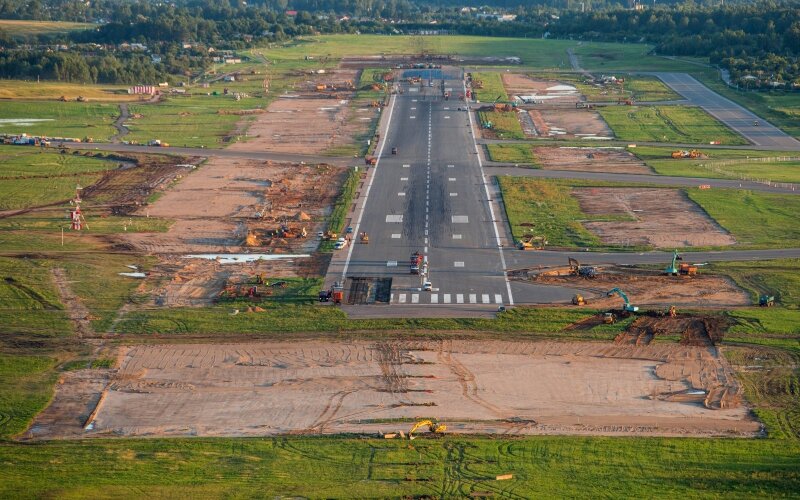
[128,85,156,95]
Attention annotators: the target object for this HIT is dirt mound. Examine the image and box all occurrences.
[615,314,729,347]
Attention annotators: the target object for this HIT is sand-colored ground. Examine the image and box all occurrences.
[535,147,651,174]
[502,74,580,104]
[28,340,759,439]
[573,187,736,248]
[230,68,378,155]
[527,108,611,139]
[118,158,345,306]
[530,266,749,308]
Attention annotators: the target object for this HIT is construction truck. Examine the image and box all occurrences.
[671,149,707,159]
[518,235,546,251]
[364,156,377,166]
[572,294,586,306]
[679,263,698,276]
[607,287,638,312]
[568,257,598,279]
[360,232,369,244]
[759,295,775,307]
[408,420,446,440]
[603,312,616,324]
[410,251,423,274]
[664,249,683,276]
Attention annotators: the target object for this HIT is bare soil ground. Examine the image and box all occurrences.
[528,109,611,139]
[230,68,378,155]
[29,339,759,439]
[535,147,651,174]
[572,187,736,248]
[118,158,345,307]
[529,266,749,308]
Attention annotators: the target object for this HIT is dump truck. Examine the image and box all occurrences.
[759,295,775,307]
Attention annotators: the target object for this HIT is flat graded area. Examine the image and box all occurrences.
[229,68,378,155]
[121,157,345,306]
[501,73,580,104]
[527,108,612,139]
[528,266,750,308]
[33,340,758,439]
[572,187,736,248]
[535,146,651,174]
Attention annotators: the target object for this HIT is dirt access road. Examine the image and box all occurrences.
[29,339,758,440]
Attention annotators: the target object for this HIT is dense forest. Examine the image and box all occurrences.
[0,0,797,88]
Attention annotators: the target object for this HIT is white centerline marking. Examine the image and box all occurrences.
[454,261,464,267]
[387,260,397,267]
[449,178,456,181]
[452,216,469,223]
[400,177,408,181]
[449,193,458,197]
[453,234,462,239]
[398,192,405,196]
[386,215,403,223]
[391,234,401,239]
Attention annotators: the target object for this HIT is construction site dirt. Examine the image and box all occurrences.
[27,340,759,440]
[535,146,652,174]
[118,157,346,306]
[519,265,750,309]
[229,68,379,155]
[572,187,737,248]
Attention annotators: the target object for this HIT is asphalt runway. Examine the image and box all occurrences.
[652,72,800,150]
[335,68,514,307]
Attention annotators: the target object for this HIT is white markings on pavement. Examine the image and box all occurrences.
[469,294,477,304]
[431,294,438,304]
[452,234,462,239]
[482,294,490,304]
[398,293,407,303]
[444,294,451,304]
[403,164,410,168]
[444,116,450,119]
[454,261,464,267]
[386,215,403,223]
[452,216,469,223]
[447,165,454,168]
[495,294,503,304]
[398,192,405,196]
[448,177,456,181]
[391,234,401,239]
[410,116,416,119]
[449,193,458,197]
[456,294,464,304]
[411,294,419,304]
[400,177,408,181]
[387,260,397,267]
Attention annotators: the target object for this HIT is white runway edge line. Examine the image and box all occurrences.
[341,94,398,279]
[463,78,514,306]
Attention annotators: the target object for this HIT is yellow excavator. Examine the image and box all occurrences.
[408,420,446,440]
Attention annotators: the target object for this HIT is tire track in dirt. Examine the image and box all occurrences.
[436,341,508,419]
[51,268,93,338]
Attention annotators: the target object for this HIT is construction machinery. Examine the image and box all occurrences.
[408,420,446,440]
[568,257,598,279]
[671,149,707,159]
[518,235,546,251]
[664,249,683,276]
[668,305,677,317]
[759,295,775,307]
[679,263,698,276]
[360,232,369,244]
[607,287,638,312]
[603,312,616,324]
[364,156,377,166]
[572,294,586,306]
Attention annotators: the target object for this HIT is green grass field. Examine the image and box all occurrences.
[631,146,800,183]
[598,106,747,145]
[478,110,525,139]
[0,80,135,102]
[0,354,58,439]
[0,257,71,337]
[540,73,680,102]
[687,188,800,248]
[485,143,537,164]
[497,176,637,249]
[125,96,251,148]
[0,101,117,141]
[0,436,798,498]
[471,72,508,102]
[266,35,576,69]
[572,43,709,72]
[0,19,92,36]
